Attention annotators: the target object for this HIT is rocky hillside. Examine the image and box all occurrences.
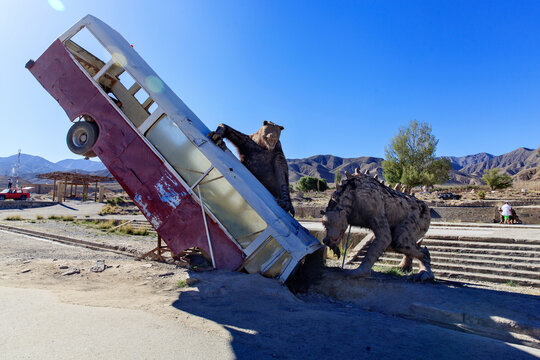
[0,154,108,184]
[287,155,383,183]
[288,147,540,185]
[2,147,538,186]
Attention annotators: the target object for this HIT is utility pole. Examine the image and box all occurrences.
[16,149,21,189]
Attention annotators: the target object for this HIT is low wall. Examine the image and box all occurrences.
[296,205,540,225]
[0,201,56,210]
[429,206,540,224]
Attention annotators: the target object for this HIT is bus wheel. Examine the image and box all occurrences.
[67,121,99,156]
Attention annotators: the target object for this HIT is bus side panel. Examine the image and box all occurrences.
[28,40,97,121]
[28,38,243,270]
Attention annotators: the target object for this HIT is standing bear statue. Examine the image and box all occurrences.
[208,121,295,217]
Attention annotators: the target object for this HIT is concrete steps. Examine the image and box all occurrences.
[378,254,539,273]
[349,231,540,287]
[379,255,540,280]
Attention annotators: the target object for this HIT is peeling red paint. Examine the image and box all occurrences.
[28,39,243,270]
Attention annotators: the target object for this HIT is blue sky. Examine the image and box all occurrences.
[1,1,539,162]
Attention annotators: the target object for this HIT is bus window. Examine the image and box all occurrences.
[146,114,211,186]
[242,237,290,275]
[99,69,153,127]
[67,27,111,70]
[64,28,155,128]
[146,114,267,249]
[198,168,267,248]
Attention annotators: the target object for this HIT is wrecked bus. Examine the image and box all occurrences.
[26,15,321,282]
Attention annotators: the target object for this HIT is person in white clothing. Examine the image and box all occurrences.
[501,201,512,224]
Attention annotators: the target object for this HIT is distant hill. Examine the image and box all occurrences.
[1,148,539,186]
[288,155,383,183]
[0,154,108,184]
[287,147,540,185]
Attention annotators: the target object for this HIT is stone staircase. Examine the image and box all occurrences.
[347,225,540,287]
[112,218,540,288]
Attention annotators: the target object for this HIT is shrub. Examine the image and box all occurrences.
[48,215,61,220]
[117,224,148,236]
[36,215,44,220]
[61,216,75,221]
[99,204,119,215]
[107,196,126,206]
[482,168,513,190]
[477,190,486,200]
[96,219,118,230]
[5,215,23,221]
[296,176,329,192]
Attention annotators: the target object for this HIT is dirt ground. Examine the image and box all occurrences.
[1,201,539,359]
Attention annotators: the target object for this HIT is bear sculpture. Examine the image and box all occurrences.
[209,121,294,216]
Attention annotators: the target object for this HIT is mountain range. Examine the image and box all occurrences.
[1,147,539,186]
[0,154,108,183]
[288,147,540,185]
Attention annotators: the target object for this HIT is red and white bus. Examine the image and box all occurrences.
[27,15,321,282]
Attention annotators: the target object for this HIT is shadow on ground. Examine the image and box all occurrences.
[172,270,539,360]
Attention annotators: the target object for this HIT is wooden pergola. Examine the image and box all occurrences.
[36,171,115,202]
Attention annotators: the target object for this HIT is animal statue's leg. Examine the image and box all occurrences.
[349,216,392,278]
[277,183,294,216]
[398,255,413,273]
[207,124,228,150]
[392,214,434,282]
[274,152,295,216]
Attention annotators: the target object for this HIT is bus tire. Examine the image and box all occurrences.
[67,121,99,156]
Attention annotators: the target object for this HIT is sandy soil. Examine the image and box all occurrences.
[1,202,539,359]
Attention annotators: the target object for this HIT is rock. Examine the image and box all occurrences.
[158,272,175,278]
[90,259,106,273]
[62,268,81,276]
[20,269,31,273]
[59,265,69,270]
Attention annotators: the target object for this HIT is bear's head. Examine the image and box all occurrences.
[253,121,284,150]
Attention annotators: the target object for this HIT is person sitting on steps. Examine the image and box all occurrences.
[501,201,512,224]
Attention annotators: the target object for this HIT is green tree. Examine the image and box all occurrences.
[382,119,451,188]
[482,168,513,190]
[334,169,342,186]
[296,176,329,192]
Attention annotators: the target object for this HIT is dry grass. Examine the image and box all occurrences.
[4,215,24,221]
[99,204,119,215]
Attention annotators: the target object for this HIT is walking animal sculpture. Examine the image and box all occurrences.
[321,172,434,281]
[208,121,294,216]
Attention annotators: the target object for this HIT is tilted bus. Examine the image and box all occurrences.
[26,15,322,282]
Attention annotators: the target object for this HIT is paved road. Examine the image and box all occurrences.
[0,286,235,360]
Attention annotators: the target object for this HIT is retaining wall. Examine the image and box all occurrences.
[0,201,56,209]
[296,204,540,224]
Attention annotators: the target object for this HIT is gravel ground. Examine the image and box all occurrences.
[1,201,540,358]
[0,219,157,256]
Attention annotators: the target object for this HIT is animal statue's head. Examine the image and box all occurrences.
[320,206,348,258]
[254,121,284,150]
